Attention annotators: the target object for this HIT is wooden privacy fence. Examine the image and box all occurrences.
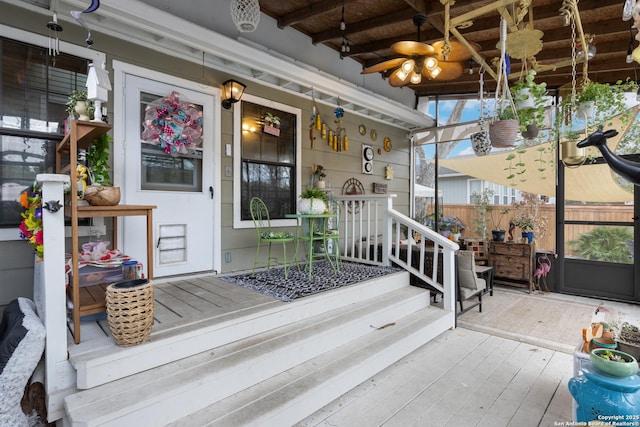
[436,204,634,254]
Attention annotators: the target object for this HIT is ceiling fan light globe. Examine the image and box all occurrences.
[401,59,415,73]
[410,72,422,84]
[425,57,438,70]
[429,66,442,79]
[393,69,409,81]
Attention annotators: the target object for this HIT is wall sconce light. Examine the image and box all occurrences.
[221,79,246,109]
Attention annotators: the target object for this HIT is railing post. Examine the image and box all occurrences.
[34,173,75,419]
[381,195,394,266]
[441,246,457,329]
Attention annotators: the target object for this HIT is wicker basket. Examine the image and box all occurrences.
[106,279,154,346]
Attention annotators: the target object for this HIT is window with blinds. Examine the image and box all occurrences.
[240,100,297,221]
[0,36,89,226]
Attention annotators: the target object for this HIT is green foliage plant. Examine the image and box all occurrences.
[490,207,510,231]
[569,226,633,264]
[87,133,112,186]
[471,188,494,238]
[575,79,637,125]
[510,70,547,131]
[65,89,94,118]
[300,187,327,201]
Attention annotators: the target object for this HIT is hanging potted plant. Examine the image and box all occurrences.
[510,70,547,139]
[263,112,281,136]
[575,79,636,123]
[83,133,121,206]
[489,106,520,148]
[471,70,492,156]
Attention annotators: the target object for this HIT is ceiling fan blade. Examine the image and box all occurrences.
[391,40,435,56]
[421,61,464,81]
[431,40,480,62]
[361,58,406,74]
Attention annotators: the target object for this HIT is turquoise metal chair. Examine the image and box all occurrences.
[250,197,295,278]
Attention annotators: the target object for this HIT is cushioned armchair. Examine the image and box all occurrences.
[456,250,486,314]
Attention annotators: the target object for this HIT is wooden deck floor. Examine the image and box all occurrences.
[65,273,640,426]
[298,287,640,427]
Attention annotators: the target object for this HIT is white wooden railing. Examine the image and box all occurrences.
[334,194,458,320]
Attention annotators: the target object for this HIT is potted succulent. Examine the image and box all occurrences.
[297,187,327,214]
[617,322,640,361]
[83,133,121,206]
[510,70,547,138]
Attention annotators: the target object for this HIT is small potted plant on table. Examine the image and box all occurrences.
[490,207,510,242]
[297,188,327,215]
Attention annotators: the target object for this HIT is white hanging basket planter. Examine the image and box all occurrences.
[471,130,492,156]
[230,0,261,32]
[297,198,326,215]
[515,88,535,109]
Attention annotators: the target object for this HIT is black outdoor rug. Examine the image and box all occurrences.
[220,260,402,302]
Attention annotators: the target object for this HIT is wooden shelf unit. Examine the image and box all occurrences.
[488,241,535,293]
[57,120,156,344]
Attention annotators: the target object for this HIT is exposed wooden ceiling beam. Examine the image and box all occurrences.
[312,8,416,44]
[277,0,358,28]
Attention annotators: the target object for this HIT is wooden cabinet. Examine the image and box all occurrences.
[57,120,156,343]
[488,241,535,293]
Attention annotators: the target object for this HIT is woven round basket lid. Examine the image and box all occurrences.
[111,278,149,289]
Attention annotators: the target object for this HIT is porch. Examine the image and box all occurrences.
[29,177,639,426]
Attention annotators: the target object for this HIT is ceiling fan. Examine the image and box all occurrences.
[361,14,479,86]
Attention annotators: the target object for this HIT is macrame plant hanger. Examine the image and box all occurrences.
[494,17,518,122]
[470,67,492,156]
[488,17,520,148]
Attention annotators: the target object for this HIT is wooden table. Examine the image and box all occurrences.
[286,213,339,279]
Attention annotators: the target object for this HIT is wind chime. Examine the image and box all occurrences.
[46,12,63,58]
[310,95,349,152]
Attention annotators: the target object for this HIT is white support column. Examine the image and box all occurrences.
[34,174,75,421]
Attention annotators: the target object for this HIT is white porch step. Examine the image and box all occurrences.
[64,284,445,426]
[170,307,451,427]
[70,271,409,389]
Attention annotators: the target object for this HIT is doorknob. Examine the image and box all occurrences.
[209,186,214,199]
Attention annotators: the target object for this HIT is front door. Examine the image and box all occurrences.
[121,73,217,277]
